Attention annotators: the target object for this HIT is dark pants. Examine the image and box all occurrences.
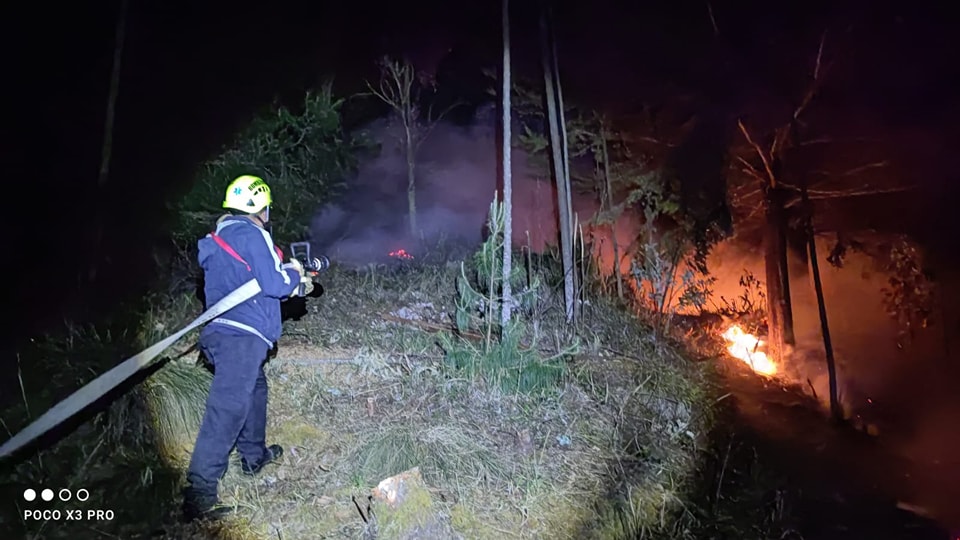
[185,330,272,496]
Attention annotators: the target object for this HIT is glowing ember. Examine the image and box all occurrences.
[388,249,414,260]
[721,325,777,377]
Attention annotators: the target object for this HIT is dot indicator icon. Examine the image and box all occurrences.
[23,489,36,501]
[41,489,54,502]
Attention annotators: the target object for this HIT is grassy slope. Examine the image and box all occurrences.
[181,260,714,539]
[1,259,716,540]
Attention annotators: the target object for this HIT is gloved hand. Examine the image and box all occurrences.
[283,257,305,278]
[289,276,315,297]
[284,257,313,296]
[300,279,315,296]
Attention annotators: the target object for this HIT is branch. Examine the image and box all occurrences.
[621,134,679,148]
[364,56,417,118]
[364,83,401,111]
[783,185,918,207]
[806,185,917,199]
[706,1,719,37]
[793,32,828,121]
[734,33,832,195]
[414,100,464,151]
[729,185,765,207]
[796,136,883,147]
[734,157,765,184]
[737,119,777,188]
[809,160,890,177]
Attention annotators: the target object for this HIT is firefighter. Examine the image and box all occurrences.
[182,175,312,522]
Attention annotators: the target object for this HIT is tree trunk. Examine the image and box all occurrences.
[89,0,128,285]
[99,0,126,189]
[405,124,417,237]
[547,4,579,318]
[763,187,789,364]
[600,129,623,299]
[539,5,575,323]
[774,188,796,346]
[800,179,843,422]
[500,0,513,328]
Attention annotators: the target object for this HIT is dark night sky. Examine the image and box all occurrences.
[2,0,957,343]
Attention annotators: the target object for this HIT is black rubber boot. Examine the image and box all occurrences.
[182,488,233,523]
[241,444,283,476]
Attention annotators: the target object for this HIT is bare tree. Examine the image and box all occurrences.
[88,0,128,285]
[548,3,579,318]
[598,117,624,299]
[733,35,838,362]
[787,38,842,422]
[735,116,797,365]
[539,3,576,323]
[99,0,127,189]
[734,34,882,421]
[500,0,514,327]
[366,57,449,238]
[799,156,843,422]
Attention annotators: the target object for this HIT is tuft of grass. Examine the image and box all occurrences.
[437,198,578,397]
[438,322,568,396]
[143,361,212,465]
[137,291,203,352]
[351,423,507,490]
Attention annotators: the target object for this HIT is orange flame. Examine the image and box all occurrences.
[388,249,414,260]
[721,325,777,377]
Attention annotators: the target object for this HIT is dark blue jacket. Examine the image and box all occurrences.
[197,215,300,346]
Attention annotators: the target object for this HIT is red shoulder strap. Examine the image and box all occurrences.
[209,232,252,272]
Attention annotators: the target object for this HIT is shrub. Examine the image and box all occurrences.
[171,82,368,247]
[623,168,717,337]
[440,197,577,396]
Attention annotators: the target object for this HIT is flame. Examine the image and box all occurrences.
[388,249,414,260]
[721,325,777,377]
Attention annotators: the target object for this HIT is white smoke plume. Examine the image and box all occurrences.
[308,104,636,267]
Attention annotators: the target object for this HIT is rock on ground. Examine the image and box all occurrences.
[364,467,461,540]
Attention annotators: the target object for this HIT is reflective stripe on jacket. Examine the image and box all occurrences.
[197,216,300,344]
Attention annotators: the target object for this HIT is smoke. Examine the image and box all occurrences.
[308,104,636,267]
[705,234,960,515]
[310,103,959,524]
[705,237,949,404]
[313,102,938,414]
[308,101,948,440]
[311,103,953,427]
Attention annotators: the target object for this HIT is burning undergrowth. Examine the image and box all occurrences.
[665,234,959,536]
[682,231,956,493]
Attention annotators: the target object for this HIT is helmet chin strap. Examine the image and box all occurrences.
[260,206,273,236]
[247,206,272,234]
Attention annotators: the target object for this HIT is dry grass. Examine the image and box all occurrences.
[2,256,713,539]
[151,259,713,539]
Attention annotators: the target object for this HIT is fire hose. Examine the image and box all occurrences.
[0,278,263,461]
